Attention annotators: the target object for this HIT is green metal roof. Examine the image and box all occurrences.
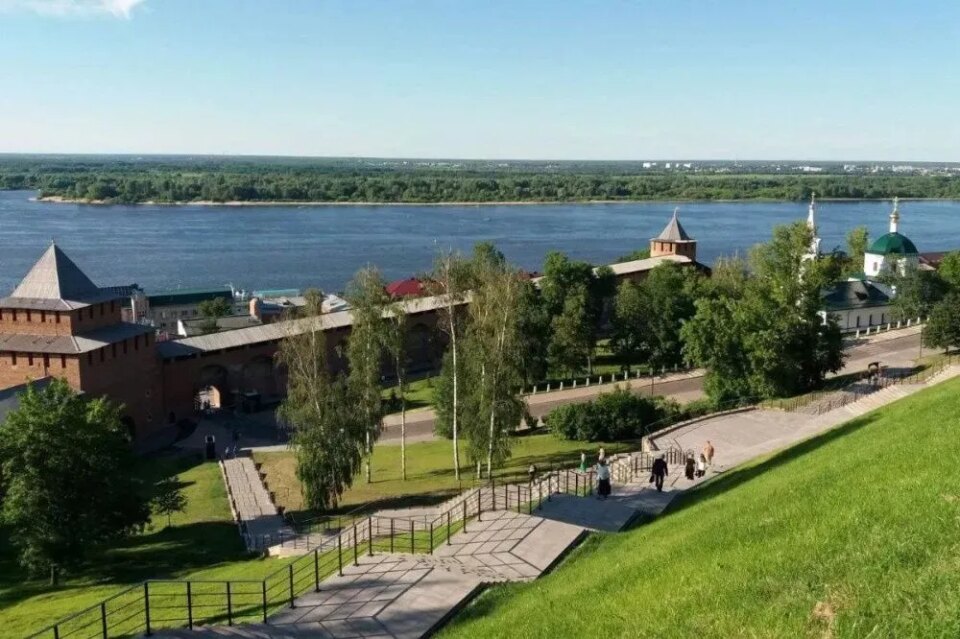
[867,232,918,256]
[147,287,233,307]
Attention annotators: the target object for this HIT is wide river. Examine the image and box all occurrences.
[0,191,957,295]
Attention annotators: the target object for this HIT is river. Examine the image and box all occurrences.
[0,191,956,295]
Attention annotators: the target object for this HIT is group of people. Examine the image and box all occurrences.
[578,440,717,499]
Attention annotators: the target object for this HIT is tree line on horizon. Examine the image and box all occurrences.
[3,159,960,203]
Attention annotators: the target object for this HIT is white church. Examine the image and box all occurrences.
[812,196,921,332]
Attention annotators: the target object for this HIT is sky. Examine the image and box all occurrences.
[0,0,958,161]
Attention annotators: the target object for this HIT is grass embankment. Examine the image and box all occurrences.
[440,376,960,638]
[0,454,290,638]
[254,432,634,519]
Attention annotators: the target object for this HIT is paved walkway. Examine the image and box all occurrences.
[169,364,960,639]
[221,456,294,548]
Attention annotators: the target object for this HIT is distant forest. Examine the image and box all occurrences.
[2,156,960,204]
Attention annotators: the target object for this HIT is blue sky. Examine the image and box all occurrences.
[0,0,958,160]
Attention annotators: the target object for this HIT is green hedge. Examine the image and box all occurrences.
[547,387,683,441]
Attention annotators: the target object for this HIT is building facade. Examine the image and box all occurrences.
[0,245,163,438]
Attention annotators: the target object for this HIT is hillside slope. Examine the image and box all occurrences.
[441,377,960,638]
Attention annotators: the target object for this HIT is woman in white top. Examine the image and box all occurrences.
[596,459,611,500]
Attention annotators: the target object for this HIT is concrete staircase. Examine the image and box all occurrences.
[220,456,294,550]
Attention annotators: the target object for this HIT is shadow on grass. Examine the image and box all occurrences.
[0,449,251,611]
[640,412,880,525]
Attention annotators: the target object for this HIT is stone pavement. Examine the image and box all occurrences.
[165,365,960,639]
[221,456,294,549]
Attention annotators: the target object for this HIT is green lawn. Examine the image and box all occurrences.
[440,376,960,638]
[254,431,635,520]
[0,454,291,638]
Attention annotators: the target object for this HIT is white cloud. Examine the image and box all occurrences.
[0,0,146,19]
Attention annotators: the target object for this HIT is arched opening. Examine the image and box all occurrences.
[406,323,436,373]
[120,416,136,440]
[195,364,229,413]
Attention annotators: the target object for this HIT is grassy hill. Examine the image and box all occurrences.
[441,377,960,638]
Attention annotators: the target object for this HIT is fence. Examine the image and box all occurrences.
[26,466,597,639]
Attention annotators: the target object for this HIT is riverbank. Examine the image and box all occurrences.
[31,194,960,207]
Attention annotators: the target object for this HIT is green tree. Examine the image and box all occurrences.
[642,264,702,371]
[615,248,651,262]
[936,251,960,292]
[151,476,187,529]
[383,305,409,480]
[682,222,844,402]
[844,226,869,277]
[461,252,527,478]
[425,251,473,480]
[0,380,150,584]
[611,280,649,371]
[278,295,364,510]
[514,279,551,385]
[885,265,947,322]
[548,285,593,376]
[923,293,960,353]
[197,296,232,331]
[345,266,391,483]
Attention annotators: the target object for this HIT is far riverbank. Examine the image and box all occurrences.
[31,195,960,207]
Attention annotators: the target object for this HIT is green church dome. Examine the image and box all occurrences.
[868,232,918,256]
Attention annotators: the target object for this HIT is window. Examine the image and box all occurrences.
[40,311,46,323]
[868,314,873,326]
[856,316,861,328]
[26,310,31,322]
[61,355,67,368]
[11,353,17,366]
[27,354,33,366]
[111,301,116,313]
[11,310,16,321]
[0,309,4,320]
[87,352,93,365]
[55,312,61,324]
[43,354,49,369]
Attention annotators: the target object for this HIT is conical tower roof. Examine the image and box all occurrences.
[654,208,693,242]
[2,244,118,310]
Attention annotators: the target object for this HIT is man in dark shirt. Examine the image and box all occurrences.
[651,455,668,492]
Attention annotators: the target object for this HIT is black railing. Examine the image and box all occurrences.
[27,465,598,639]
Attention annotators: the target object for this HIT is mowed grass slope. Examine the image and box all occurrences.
[0,454,291,638]
[441,377,960,638]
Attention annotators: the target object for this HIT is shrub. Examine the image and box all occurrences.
[548,386,676,441]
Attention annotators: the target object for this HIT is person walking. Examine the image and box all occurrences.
[579,451,588,472]
[684,454,696,481]
[596,459,611,500]
[650,454,668,492]
[696,453,707,478]
[598,446,607,463]
[703,440,715,467]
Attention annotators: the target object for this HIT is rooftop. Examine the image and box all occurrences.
[653,208,694,243]
[147,287,234,308]
[867,232,919,257]
[386,278,426,298]
[823,280,891,311]
[0,322,153,355]
[1,244,123,311]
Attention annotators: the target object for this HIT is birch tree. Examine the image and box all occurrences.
[383,304,409,480]
[345,266,390,483]
[277,292,363,510]
[425,251,472,480]
[462,248,526,478]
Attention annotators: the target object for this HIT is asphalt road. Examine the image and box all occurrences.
[379,332,924,444]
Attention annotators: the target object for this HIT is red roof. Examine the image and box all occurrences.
[385,278,425,298]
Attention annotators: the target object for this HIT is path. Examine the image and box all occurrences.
[220,456,294,549]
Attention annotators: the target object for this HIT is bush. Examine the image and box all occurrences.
[548,386,677,441]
